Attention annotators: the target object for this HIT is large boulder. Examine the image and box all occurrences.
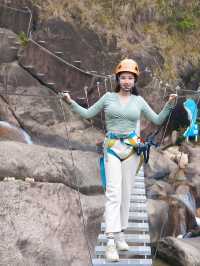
[182,144,200,205]
[157,236,200,266]
[0,141,103,194]
[147,199,169,243]
[0,61,104,149]
[144,147,177,180]
[0,180,97,266]
[148,196,197,243]
[147,180,174,199]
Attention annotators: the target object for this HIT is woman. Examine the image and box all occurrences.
[63,59,177,262]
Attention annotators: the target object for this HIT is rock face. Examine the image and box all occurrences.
[0,181,92,266]
[158,237,200,266]
[0,4,32,35]
[0,60,104,149]
[33,18,120,74]
[0,28,19,63]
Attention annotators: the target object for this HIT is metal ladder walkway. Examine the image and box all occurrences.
[92,168,152,266]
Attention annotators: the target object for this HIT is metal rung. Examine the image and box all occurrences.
[24,65,34,69]
[137,172,144,177]
[77,97,86,100]
[8,36,15,39]
[95,246,151,256]
[55,51,64,55]
[128,211,148,221]
[97,233,150,244]
[14,41,20,45]
[37,73,45,77]
[47,82,55,85]
[129,203,147,211]
[131,189,146,195]
[135,173,145,178]
[92,258,152,266]
[133,183,145,189]
[101,222,149,232]
[10,46,18,50]
[130,195,146,203]
[38,40,46,44]
[135,176,145,182]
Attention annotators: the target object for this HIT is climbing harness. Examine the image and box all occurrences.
[99,128,163,190]
[136,129,160,163]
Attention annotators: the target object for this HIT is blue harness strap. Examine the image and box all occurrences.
[107,148,122,160]
[100,156,106,191]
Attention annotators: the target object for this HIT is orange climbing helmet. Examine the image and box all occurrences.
[115,58,140,77]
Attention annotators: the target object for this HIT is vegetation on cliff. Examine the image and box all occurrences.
[31,0,200,80]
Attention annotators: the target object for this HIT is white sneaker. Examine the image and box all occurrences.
[106,243,119,262]
[115,232,129,251]
[116,239,129,251]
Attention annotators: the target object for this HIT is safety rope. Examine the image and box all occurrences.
[58,97,94,266]
[29,39,110,79]
[160,87,179,146]
[153,91,179,261]
[0,83,95,264]
[0,4,30,14]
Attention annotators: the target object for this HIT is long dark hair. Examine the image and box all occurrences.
[114,74,139,96]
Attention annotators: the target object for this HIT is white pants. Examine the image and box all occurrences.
[105,140,140,233]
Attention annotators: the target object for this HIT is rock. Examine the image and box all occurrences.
[158,237,200,266]
[0,61,104,149]
[0,97,20,126]
[147,180,174,199]
[165,196,197,237]
[148,196,197,243]
[169,168,187,182]
[80,194,105,250]
[32,18,120,74]
[147,199,169,243]
[0,180,91,266]
[163,146,180,161]
[196,208,200,218]
[0,141,103,194]
[144,147,177,179]
[176,153,189,169]
[171,130,178,145]
[0,28,19,63]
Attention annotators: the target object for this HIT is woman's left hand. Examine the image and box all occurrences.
[168,93,177,103]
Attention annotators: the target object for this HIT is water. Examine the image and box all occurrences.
[175,191,196,215]
[0,121,32,144]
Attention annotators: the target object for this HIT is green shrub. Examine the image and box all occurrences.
[175,17,196,32]
[18,31,29,47]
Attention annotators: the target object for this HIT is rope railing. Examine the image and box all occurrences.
[0,4,32,36]
[29,39,111,80]
[0,4,113,82]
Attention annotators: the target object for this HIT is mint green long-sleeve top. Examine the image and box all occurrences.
[70,92,173,132]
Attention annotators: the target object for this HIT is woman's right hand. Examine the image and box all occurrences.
[62,92,72,104]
